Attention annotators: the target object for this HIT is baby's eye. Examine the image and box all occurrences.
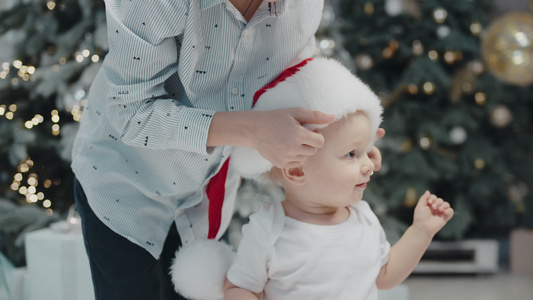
[345,151,356,159]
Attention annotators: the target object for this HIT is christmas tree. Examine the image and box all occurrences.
[0,0,106,265]
[337,0,533,239]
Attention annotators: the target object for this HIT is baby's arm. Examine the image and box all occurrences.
[376,191,454,290]
[224,279,261,300]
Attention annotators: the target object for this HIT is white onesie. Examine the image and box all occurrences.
[227,200,390,300]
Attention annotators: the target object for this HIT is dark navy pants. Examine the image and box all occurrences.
[74,178,186,300]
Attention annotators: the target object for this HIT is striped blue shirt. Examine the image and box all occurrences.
[71,0,324,258]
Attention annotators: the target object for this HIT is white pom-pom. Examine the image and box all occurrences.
[229,146,272,181]
[170,239,235,300]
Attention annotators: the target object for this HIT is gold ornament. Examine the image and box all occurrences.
[481,12,533,86]
[474,158,486,170]
[364,2,374,15]
[407,84,419,94]
[403,186,418,207]
[382,39,399,59]
[400,139,413,152]
[474,92,487,105]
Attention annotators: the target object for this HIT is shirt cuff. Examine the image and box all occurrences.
[176,108,217,155]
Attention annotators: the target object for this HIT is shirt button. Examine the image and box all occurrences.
[242,30,249,37]
[231,87,239,95]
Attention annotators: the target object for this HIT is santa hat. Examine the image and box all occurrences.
[230,57,383,182]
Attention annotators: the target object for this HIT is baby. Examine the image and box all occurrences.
[224,57,454,300]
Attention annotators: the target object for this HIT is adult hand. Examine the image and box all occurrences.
[368,128,385,171]
[250,108,335,169]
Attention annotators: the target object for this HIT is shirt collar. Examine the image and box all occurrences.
[200,0,286,16]
[201,0,225,10]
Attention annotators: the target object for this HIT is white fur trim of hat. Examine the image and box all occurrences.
[230,57,383,182]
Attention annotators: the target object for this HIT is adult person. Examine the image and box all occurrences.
[71,1,382,299]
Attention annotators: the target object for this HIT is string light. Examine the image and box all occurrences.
[470,21,483,35]
[364,3,374,15]
[52,124,60,135]
[44,179,52,188]
[407,84,419,94]
[72,105,83,122]
[32,114,44,125]
[51,110,60,122]
[475,92,487,105]
[423,82,435,94]
[46,1,56,10]
[0,8,105,214]
[10,160,51,206]
[419,135,433,149]
[10,182,19,191]
[0,62,9,79]
[428,50,439,61]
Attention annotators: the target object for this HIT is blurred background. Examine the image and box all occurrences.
[0,0,532,299]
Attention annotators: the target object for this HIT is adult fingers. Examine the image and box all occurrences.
[368,146,382,171]
[292,109,335,126]
[376,128,386,139]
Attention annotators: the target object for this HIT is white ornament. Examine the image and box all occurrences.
[449,126,467,144]
[490,105,513,128]
[385,0,404,16]
[433,7,448,23]
[437,25,451,38]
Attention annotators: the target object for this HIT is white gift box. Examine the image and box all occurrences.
[24,225,95,300]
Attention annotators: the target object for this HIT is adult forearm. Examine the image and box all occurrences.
[207,111,256,147]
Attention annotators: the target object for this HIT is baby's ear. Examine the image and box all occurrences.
[281,166,306,186]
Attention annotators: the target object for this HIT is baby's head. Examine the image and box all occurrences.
[230,57,383,184]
